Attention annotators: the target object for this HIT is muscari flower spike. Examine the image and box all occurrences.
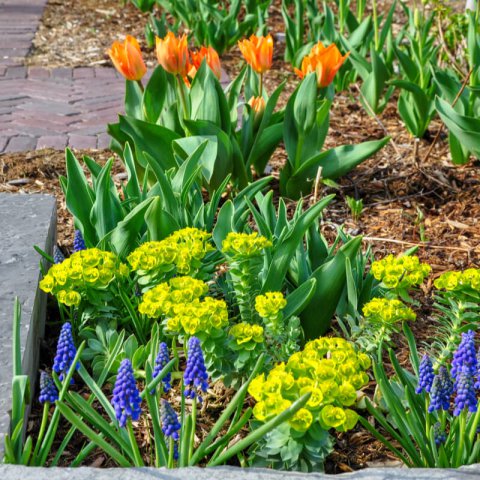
[38,371,58,404]
[451,330,477,382]
[416,354,435,394]
[73,229,86,252]
[453,364,478,416]
[111,359,142,428]
[428,366,453,413]
[53,322,79,382]
[475,348,480,390]
[53,245,65,264]
[151,342,171,394]
[433,422,446,446]
[160,399,181,459]
[183,336,208,403]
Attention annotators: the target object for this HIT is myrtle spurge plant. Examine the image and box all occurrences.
[53,322,79,382]
[127,228,213,282]
[371,254,431,298]
[222,232,272,323]
[39,248,129,307]
[434,268,480,296]
[255,291,286,337]
[248,337,370,469]
[139,276,228,336]
[112,359,142,428]
[355,297,416,352]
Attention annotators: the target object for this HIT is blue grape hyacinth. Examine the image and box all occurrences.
[428,366,453,413]
[416,354,435,394]
[53,322,79,382]
[453,365,478,416]
[433,422,446,446]
[451,330,477,382]
[160,399,181,460]
[53,245,65,264]
[111,359,142,428]
[73,229,86,252]
[38,371,58,404]
[151,342,171,394]
[183,336,208,403]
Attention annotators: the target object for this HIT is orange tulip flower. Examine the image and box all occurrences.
[107,35,147,81]
[238,34,273,74]
[156,32,189,77]
[188,46,222,80]
[294,42,349,88]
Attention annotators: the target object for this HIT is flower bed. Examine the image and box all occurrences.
[3,0,480,474]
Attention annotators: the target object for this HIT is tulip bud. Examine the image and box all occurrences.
[248,96,266,128]
[107,35,147,81]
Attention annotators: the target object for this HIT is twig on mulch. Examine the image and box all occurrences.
[363,236,472,253]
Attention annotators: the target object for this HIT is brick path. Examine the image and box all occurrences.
[0,0,124,153]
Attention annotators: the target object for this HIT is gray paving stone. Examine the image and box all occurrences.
[0,194,56,459]
[36,135,68,150]
[4,135,37,152]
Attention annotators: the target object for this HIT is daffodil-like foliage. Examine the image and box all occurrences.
[371,254,431,291]
[362,298,416,325]
[138,276,228,336]
[249,337,370,434]
[222,232,272,258]
[434,269,480,293]
[39,248,129,307]
[127,227,213,279]
[229,322,264,345]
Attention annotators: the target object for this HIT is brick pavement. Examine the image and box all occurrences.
[0,0,124,153]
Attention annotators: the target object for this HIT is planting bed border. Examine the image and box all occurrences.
[1,192,480,478]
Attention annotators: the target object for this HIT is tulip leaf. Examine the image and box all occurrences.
[284,137,389,200]
[262,194,335,292]
[301,236,363,339]
[142,66,168,123]
[283,278,317,321]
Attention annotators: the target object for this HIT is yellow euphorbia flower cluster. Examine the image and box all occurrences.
[249,337,370,433]
[138,276,228,335]
[362,298,416,325]
[434,269,480,292]
[222,232,272,258]
[127,227,213,275]
[229,322,264,345]
[39,248,128,307]
[371,254,431,290]
[255,291,286,319]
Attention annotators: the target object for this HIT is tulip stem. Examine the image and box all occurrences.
[136,80,144,93]
[176,75,189,119]
[259,73,263,98]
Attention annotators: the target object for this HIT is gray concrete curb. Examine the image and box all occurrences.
[0,465,480,479]
[0,193,56,458]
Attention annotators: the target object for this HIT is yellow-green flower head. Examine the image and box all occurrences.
[371,254,431,290]
[289,408,313,432]
[229,322,264,345]
[434,269,480,292]
[39,248,127,306]
[362,298,416,325]
[249,336,370,433]
[222,232,272,258]
[255,291,287,319]
[127,227,213,276]
[138,276,228,335]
